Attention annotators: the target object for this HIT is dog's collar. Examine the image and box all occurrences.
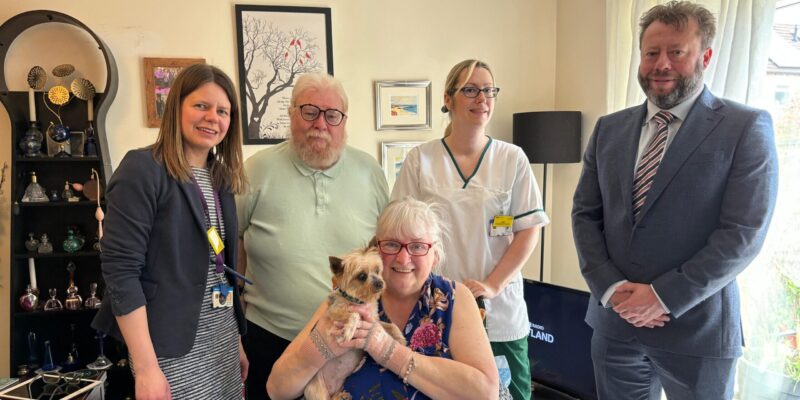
[337,288,365,305]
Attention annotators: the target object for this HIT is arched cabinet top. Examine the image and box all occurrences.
[0,9,119,182]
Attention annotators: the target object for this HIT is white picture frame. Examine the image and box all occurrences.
[381,141,423,189]
[374,81,432,131]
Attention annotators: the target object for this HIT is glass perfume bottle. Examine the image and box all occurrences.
[84,282,102,309]
[62,181,75,202]
[19,285,39,312]
[63,229,82,253]
[62,324,81,372]
[18,121,44,157]
[27,332,40,371]
[54,144,71,158]
[24,232,40,252]
[87,331,113,370]
[43,288,63,311]
[84,123,98,157]
[65,262,82,310]
[37,233,53,254]
[41,340,60,372]
[21,171,49,203]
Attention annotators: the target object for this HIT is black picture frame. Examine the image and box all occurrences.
[235,5,334,144]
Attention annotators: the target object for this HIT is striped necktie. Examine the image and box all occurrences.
[632,110,675,222]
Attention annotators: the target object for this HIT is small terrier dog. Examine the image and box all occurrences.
[304,245,405,400]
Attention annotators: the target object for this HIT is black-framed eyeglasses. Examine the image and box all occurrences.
[377,240,434,256]
[297,104,347,126]
[457,86,500,98]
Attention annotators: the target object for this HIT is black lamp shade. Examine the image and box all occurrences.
[513,111,582,164]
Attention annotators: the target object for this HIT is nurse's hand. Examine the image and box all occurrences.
[464,279,499,299]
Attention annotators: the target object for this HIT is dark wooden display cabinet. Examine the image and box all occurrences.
[1,10,132,398]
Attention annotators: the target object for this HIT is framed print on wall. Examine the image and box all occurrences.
[143,57,205,127]
[381,141,423,189]
[235,5,333,144]
[374,80,432,131]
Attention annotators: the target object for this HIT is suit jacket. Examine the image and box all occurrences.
[92,148,246,358]
[572,88,778,358]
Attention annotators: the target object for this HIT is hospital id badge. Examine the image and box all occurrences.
[207,226,224,255]
[212,283,233,308]
[490,215,513,237]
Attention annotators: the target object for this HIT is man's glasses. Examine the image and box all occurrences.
[297,104,347,126]
[457,86,500,98]
[377,240,434,256]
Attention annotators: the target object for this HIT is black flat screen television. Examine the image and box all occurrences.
[524,279,597,400]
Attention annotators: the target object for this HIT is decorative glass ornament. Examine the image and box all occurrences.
[47,121,70,142]
[84,282,102,309]
[24,233,39,252]
[21,172,49,203]
[37,234,53,254]
[43,288,63,311]
[63,229,81,253]
[18,122,44,157]
[62,181,75,202]
[19,285,39,312]
[65,262,82,310]
[26,332,40,370]
[41,340,60,372]
[87,331,113,370]
[84,123,98,157]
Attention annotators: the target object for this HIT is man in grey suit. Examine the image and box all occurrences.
[572,2,778,399]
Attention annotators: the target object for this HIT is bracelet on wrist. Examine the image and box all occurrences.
[402,353,416,385]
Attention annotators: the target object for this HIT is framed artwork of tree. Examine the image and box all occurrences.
[235,5,333,144]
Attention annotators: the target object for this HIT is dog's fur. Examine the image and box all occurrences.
[303,245,405,400]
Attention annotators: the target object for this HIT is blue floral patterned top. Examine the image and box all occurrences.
[339,274,455,400]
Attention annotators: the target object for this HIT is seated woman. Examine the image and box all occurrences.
[267,197,499,400]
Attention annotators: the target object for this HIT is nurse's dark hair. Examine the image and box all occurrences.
[639,1,716,50]
[150,64,246,194]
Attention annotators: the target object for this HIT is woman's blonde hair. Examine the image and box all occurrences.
[150,64,246,194]
[442,59,495,137]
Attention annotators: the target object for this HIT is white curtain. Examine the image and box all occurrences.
[606,0,777,111]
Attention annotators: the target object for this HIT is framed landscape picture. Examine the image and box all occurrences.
[381,141,423,189]
[235,5,333,144]
[374,81,432,131]
[143,57,205,127]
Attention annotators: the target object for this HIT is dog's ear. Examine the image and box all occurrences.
[329,256,344,276]
[368,236,378,249]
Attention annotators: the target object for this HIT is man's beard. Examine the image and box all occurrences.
[639,59,704,109]
[289,128,346,170]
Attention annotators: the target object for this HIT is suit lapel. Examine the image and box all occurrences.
[619,104,649,218]
[637,89,724,220]
[178,179,207,233]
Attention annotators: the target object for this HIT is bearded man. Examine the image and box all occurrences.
[572,1,778,399]
[236,73,388,400]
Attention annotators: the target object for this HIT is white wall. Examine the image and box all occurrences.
[1,0,581,376]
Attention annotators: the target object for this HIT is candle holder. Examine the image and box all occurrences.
[19,285,39,312]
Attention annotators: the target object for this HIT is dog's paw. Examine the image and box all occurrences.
[338,312,360,343]
[331,391,353,400]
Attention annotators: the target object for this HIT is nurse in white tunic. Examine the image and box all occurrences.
[390,59,549,400]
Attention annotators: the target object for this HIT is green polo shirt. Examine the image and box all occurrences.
[237,142,389,340]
